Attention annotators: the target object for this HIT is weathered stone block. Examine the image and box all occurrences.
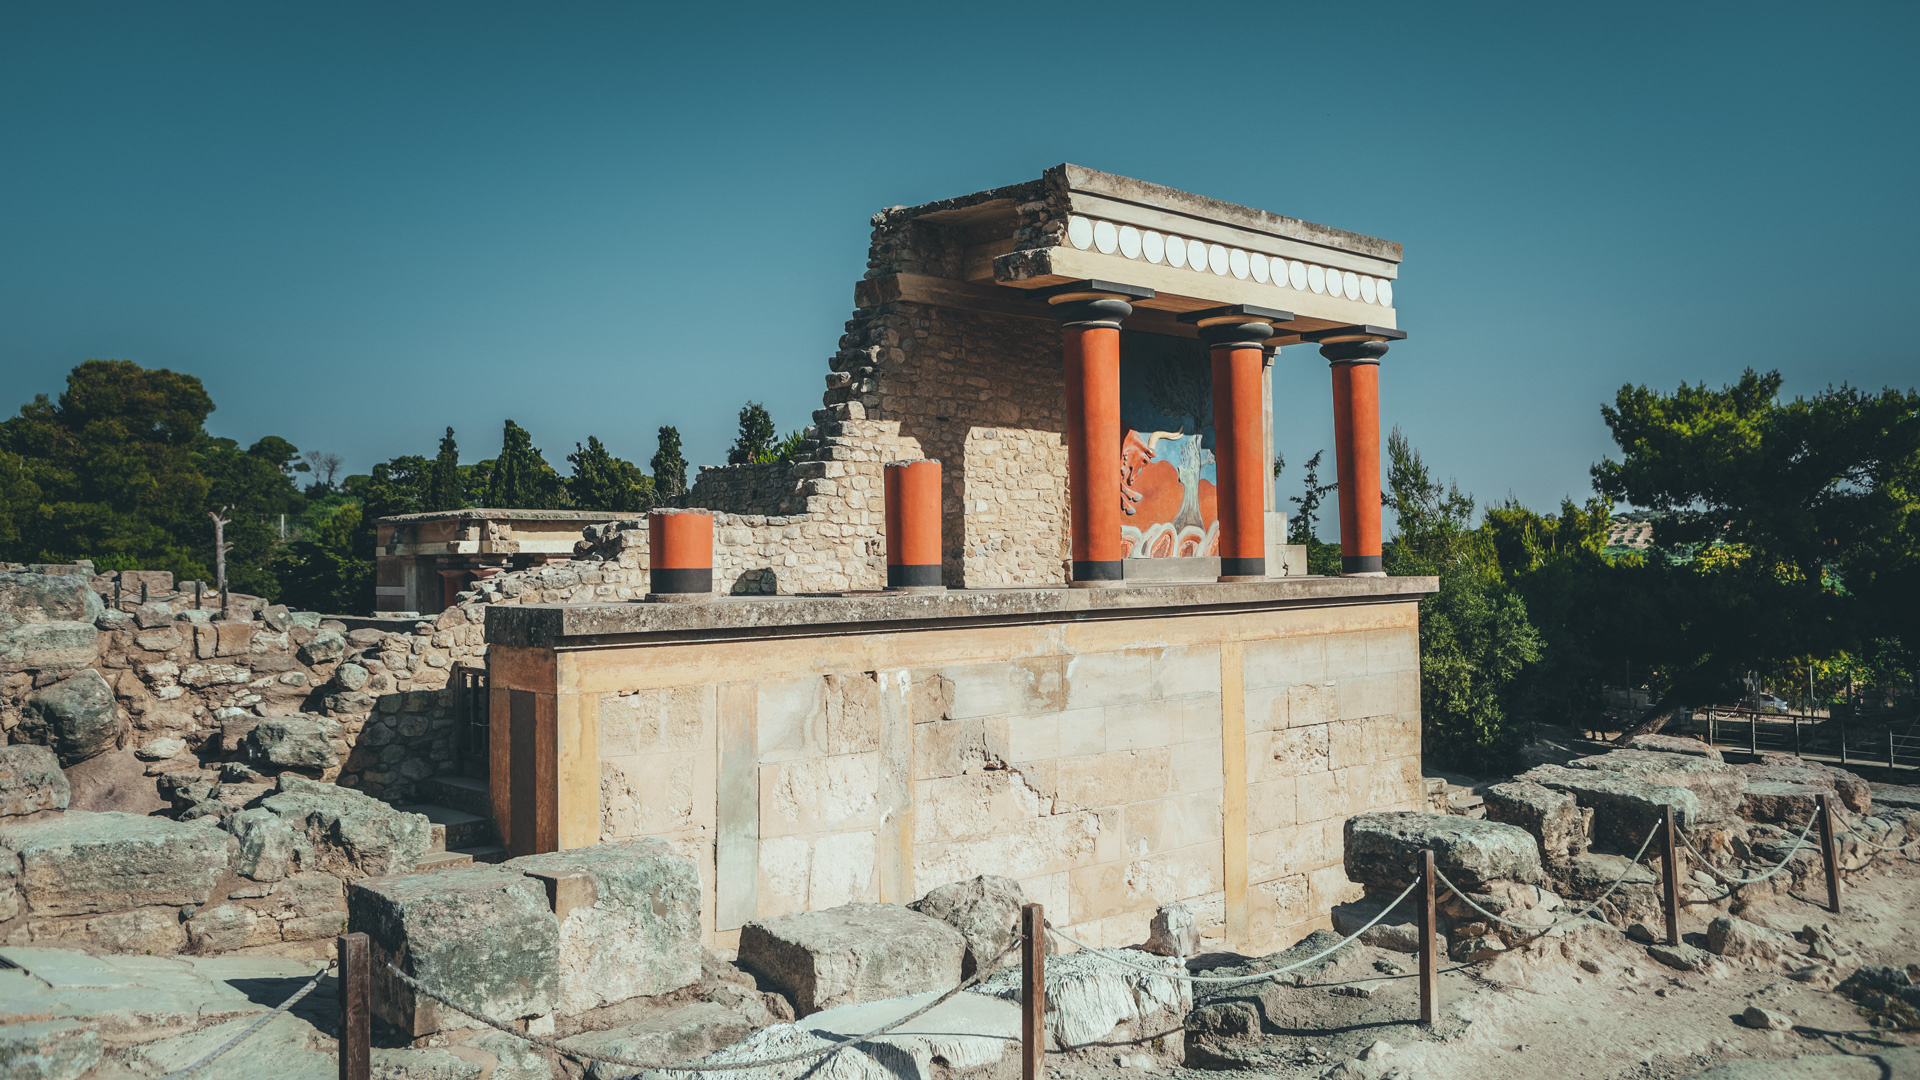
[254,774,432,878]
[1625,733,1723,760]
[1707,915,1797,964]
[1519,763,1702,850]
[738,902,967,1016]
[1482,780,1586,867]
[245,717,341,770]
[18,669,119,765]
[0,744,70,816]
[0,570,105,624]
[4,810,233,915]
[1739,758,1872,815]
[909,874,1024,977]
[1564,750,1746,822]
[505,839,703,1012]
[1343,812,1543,892]
[0,621,100,671]
[348,867,560,1036]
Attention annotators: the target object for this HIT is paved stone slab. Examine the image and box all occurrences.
[0,1019,101,1080]
[1564,750,1747,822]
[1519,764,1702,850]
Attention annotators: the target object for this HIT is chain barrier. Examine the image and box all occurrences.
[1675,813,1818,886]
[159,957,336,1080]
[1042,875,1424,986]
[1430,819,1661,937]
[382,931,1026,1075]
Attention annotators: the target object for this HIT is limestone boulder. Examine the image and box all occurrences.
[1550,852,1662,929]
[1740,781,1827,825]
[252,774,432,878]
[1707,915,1799,965]
[0,744,70,816]
[348,867,560,1037]
[2,810,233,915]
[245,717,341,771]
[738,902,967,1016]
[504,839,703,1013]
[18,669,120,765]
[909,874,1025,977]
[297,627,347,665]
[1519,763,1701,850]
[1145,901,1201,959]
[1343,811,1543,892]
[1564,750,1747,822]
[1482,780,1587,867]
[972,946,1190,1052]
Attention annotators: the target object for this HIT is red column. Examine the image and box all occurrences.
[1051,292,1136,587]
[1323,339,1390,575]
[648,509,714,600]
[1197,312,1280,580]
[884,459,943,590]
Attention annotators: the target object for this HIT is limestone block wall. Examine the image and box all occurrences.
[516,594,1424,957]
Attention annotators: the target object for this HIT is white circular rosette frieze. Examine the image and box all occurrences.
[1061,214,1394,307]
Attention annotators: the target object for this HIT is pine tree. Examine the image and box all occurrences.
[727,402,777,465]
[651,426,687,504]
[567,436,654,512]
[425,427,463,512]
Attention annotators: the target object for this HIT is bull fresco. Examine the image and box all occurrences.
[1119,332,1219,559]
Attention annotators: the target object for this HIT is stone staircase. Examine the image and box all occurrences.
[398,775,508,872]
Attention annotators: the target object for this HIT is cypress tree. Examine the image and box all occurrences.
[651,425,687,504]
[424,427,463,511]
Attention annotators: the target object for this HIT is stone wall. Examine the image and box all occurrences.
[503,588,1427,956]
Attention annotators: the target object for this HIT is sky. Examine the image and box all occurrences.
[3,2,1915,520]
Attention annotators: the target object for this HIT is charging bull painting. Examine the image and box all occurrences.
[1119,332,1219,559]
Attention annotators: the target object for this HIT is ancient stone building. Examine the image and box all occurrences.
[486,165,1428,958]
[376,509,626,614]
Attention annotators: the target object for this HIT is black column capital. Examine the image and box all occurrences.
[1319,339,1391,364]
[1180,304,1295,349]
[1024,279,1155,329]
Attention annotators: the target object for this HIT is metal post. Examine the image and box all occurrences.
[1891,731,1897,769]
[1021,904,1044,1080]
[1660,805,1682,945]
[1750,711,1758,754]
[1794,715,1801,756]
[113,577,121,609]
[1815,794,1841,914]
[1419,850,1437,1025]
[195,580,203,609]
[338,932,370,1080]
[1708,708,1716,747]
[1840,716,1848,765]
[140,580,149,605]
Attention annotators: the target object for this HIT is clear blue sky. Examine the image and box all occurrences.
[4,2,1915,520]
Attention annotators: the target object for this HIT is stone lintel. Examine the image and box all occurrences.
[484,576,1438,649]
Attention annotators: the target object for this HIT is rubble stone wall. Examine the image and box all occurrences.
[581,598,1424,955]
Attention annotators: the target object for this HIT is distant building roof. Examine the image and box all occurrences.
[1605,521,1654,549]
[374,508,630,525]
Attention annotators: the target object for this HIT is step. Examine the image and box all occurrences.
[414,850,474,873]
[420,775,492,819]
[455,844,509,865]
[396,804,496,851]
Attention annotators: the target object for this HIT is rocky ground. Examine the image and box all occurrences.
[5,737,1918,1080]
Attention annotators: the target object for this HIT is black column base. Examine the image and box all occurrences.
[1219,556,1266,578]
[1070,559,1125,586]
[1341,555,1384,575]
[887,564,943,589]
[649,567,713,595]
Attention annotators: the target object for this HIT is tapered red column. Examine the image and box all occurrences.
[1188,306,1287,581]
[884,459,943,590]
[1305,325,1403,577]
[1326,342,1385,575]
[1051,291,1138,587]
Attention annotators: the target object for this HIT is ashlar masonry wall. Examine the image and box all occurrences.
[487,582,1427,956]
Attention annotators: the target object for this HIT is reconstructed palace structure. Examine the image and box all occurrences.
[485,165,1431,955]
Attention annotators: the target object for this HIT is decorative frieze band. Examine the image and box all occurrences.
[1063,214,1394,308]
